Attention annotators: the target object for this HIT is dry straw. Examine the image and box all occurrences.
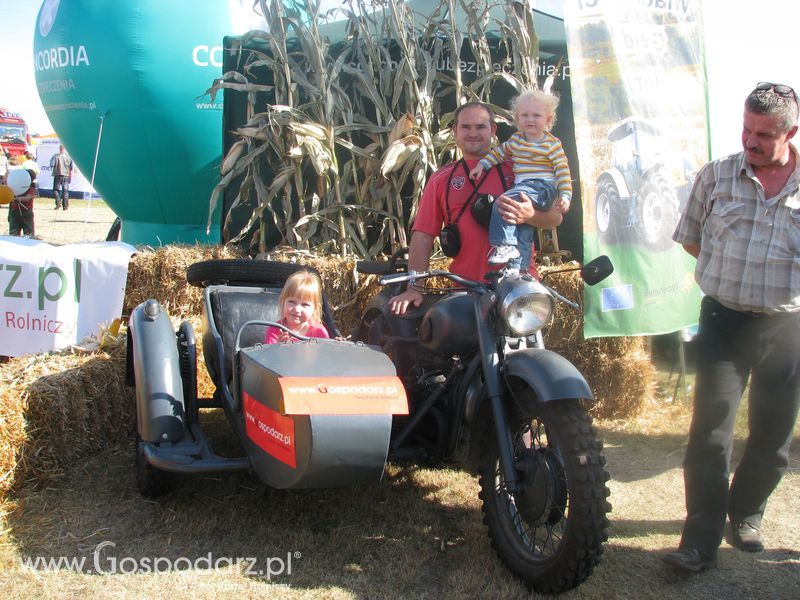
[125,247,652,420]
[541,266,654,419]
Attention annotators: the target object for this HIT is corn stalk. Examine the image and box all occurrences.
[208,0,541,258]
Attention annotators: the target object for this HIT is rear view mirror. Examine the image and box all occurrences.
[581,255,614,286]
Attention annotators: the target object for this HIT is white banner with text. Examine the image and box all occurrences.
[0,237,135,357]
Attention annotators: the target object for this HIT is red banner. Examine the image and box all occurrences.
[244,392,296,468]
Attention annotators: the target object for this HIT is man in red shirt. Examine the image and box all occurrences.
[389,101,563,314]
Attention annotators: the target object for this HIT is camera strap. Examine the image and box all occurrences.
[444,159,507,225]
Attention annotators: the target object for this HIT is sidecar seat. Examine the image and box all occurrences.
[201,283,340,411]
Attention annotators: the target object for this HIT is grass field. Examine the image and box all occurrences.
[1,197,117,244]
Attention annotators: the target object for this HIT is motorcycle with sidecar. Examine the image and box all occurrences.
[127,254,613,594]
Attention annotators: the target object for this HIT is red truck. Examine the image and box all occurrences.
[0,108,32,158]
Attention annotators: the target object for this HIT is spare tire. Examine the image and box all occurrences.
[186,259,312,288]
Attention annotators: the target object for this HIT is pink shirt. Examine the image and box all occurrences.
[412,159,535,281]
[264,320,330,344]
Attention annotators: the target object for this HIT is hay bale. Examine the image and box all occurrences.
[0,343,132,496]
[124,244,245,318]
[541,266,655,419]
[124,248,653,418]
[125,246,375,336]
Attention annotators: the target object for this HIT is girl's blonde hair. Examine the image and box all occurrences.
[510,88,560,131]
[279,270,324,323]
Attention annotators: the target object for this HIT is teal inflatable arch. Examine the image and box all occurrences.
[33,0,267,245]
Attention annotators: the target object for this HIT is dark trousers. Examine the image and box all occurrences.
[680,296,800,557]
[53,175,70,208]
[8,203,34,236]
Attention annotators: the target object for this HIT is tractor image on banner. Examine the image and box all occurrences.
[594,116,684,251]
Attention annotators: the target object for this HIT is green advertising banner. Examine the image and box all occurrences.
[564,0,706,337]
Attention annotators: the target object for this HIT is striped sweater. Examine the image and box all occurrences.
[479,131,572,200]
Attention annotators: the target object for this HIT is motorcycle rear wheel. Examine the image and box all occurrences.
[479,398,610,594]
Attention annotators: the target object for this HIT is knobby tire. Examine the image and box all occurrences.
[479,399,610,594]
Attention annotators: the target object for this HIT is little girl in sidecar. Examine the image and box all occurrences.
[264,270,330,344]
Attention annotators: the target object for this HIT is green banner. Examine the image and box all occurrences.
[564,0,705,337]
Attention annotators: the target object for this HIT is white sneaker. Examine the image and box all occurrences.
[488,245,520,265]
[502,267,520,278]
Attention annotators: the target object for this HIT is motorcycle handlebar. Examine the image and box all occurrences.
[380,270,583,311]
[540,283,580,310]
[379,270,485,290]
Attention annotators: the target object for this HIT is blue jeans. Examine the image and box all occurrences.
[53,175,70,208]
[488,178,556,269]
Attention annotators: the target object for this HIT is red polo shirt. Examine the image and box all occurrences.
[413,159,528,282]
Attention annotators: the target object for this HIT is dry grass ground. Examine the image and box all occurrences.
[0,396,797,599]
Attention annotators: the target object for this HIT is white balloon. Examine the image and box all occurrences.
[8,169,32,196]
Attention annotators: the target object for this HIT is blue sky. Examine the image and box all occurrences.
[1,0,53,134]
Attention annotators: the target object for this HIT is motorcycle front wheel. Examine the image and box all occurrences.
[479,398,610,594]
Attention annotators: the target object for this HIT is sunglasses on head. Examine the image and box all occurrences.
[754,82,797,99]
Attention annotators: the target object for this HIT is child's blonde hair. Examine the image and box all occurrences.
[279,270,324,323]
[510,88,560,131]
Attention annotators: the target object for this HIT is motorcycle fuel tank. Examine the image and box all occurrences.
[418,292,478,356]
[238,341,407,489]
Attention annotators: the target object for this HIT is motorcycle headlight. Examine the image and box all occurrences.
[496,275,555,337]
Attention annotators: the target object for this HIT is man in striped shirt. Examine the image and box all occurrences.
[469,89,571,273]
[664,82,800,573]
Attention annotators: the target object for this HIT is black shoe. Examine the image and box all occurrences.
[662,547,717,572]
[731,521,764,553]
[55,204,60,209]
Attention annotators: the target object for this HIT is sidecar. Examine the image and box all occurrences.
[126,259,408,497]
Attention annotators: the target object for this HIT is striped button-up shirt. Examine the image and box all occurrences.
[479,131,572,200]
[673,145,800,314]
